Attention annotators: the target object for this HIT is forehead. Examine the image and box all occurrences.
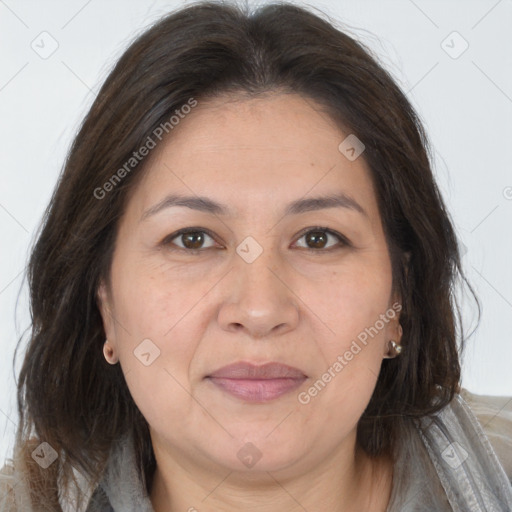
[127,93,380,224]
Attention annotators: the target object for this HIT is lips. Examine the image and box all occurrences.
[207,361,307,380]
[206,362,307,402]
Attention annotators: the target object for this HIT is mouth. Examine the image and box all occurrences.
[205,361,307,402]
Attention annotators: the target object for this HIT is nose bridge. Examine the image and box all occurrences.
[217,233,299,337]
[235,233,286,303]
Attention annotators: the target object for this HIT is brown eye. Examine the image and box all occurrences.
[162,228,217,252]
[305,231,328,249]
[181,231,206,249]
[294,227,348,252]
[162,226,348,254]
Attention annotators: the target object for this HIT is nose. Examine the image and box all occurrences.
[217,246,300,339]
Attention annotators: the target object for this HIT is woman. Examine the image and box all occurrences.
[1,1,511,511]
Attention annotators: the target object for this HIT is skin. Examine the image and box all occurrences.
[98,92,403,512]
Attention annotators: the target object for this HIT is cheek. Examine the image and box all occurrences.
[300,260,392,407]
[307,261,393,342]
[109,264,206,428]
[111,254,202,334]
[109,256,211,382]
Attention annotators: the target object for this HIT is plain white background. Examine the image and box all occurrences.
[1,0,511,463]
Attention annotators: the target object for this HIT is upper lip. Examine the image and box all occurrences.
[208,362,307,380]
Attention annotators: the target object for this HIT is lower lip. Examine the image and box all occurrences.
[207,377,306,402]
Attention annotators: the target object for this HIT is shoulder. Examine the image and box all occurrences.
[459,387,512,482]
[0,460,18,512]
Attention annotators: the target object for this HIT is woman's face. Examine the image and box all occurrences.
[98,92,402,477]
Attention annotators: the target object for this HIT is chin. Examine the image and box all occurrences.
[204,434,309,476]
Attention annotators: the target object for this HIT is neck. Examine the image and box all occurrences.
[149,437,393,512]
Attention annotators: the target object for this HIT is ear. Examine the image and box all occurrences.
[387,290,404,345]
[395,250,411,341]
[96,279,117,345]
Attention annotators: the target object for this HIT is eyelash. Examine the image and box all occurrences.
[160,226,351,254]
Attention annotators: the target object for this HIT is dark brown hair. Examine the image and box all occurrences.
[10,0,478,509]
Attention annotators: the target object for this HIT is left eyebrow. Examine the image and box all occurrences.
[140,192,368,221]
[284,193,368,218]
